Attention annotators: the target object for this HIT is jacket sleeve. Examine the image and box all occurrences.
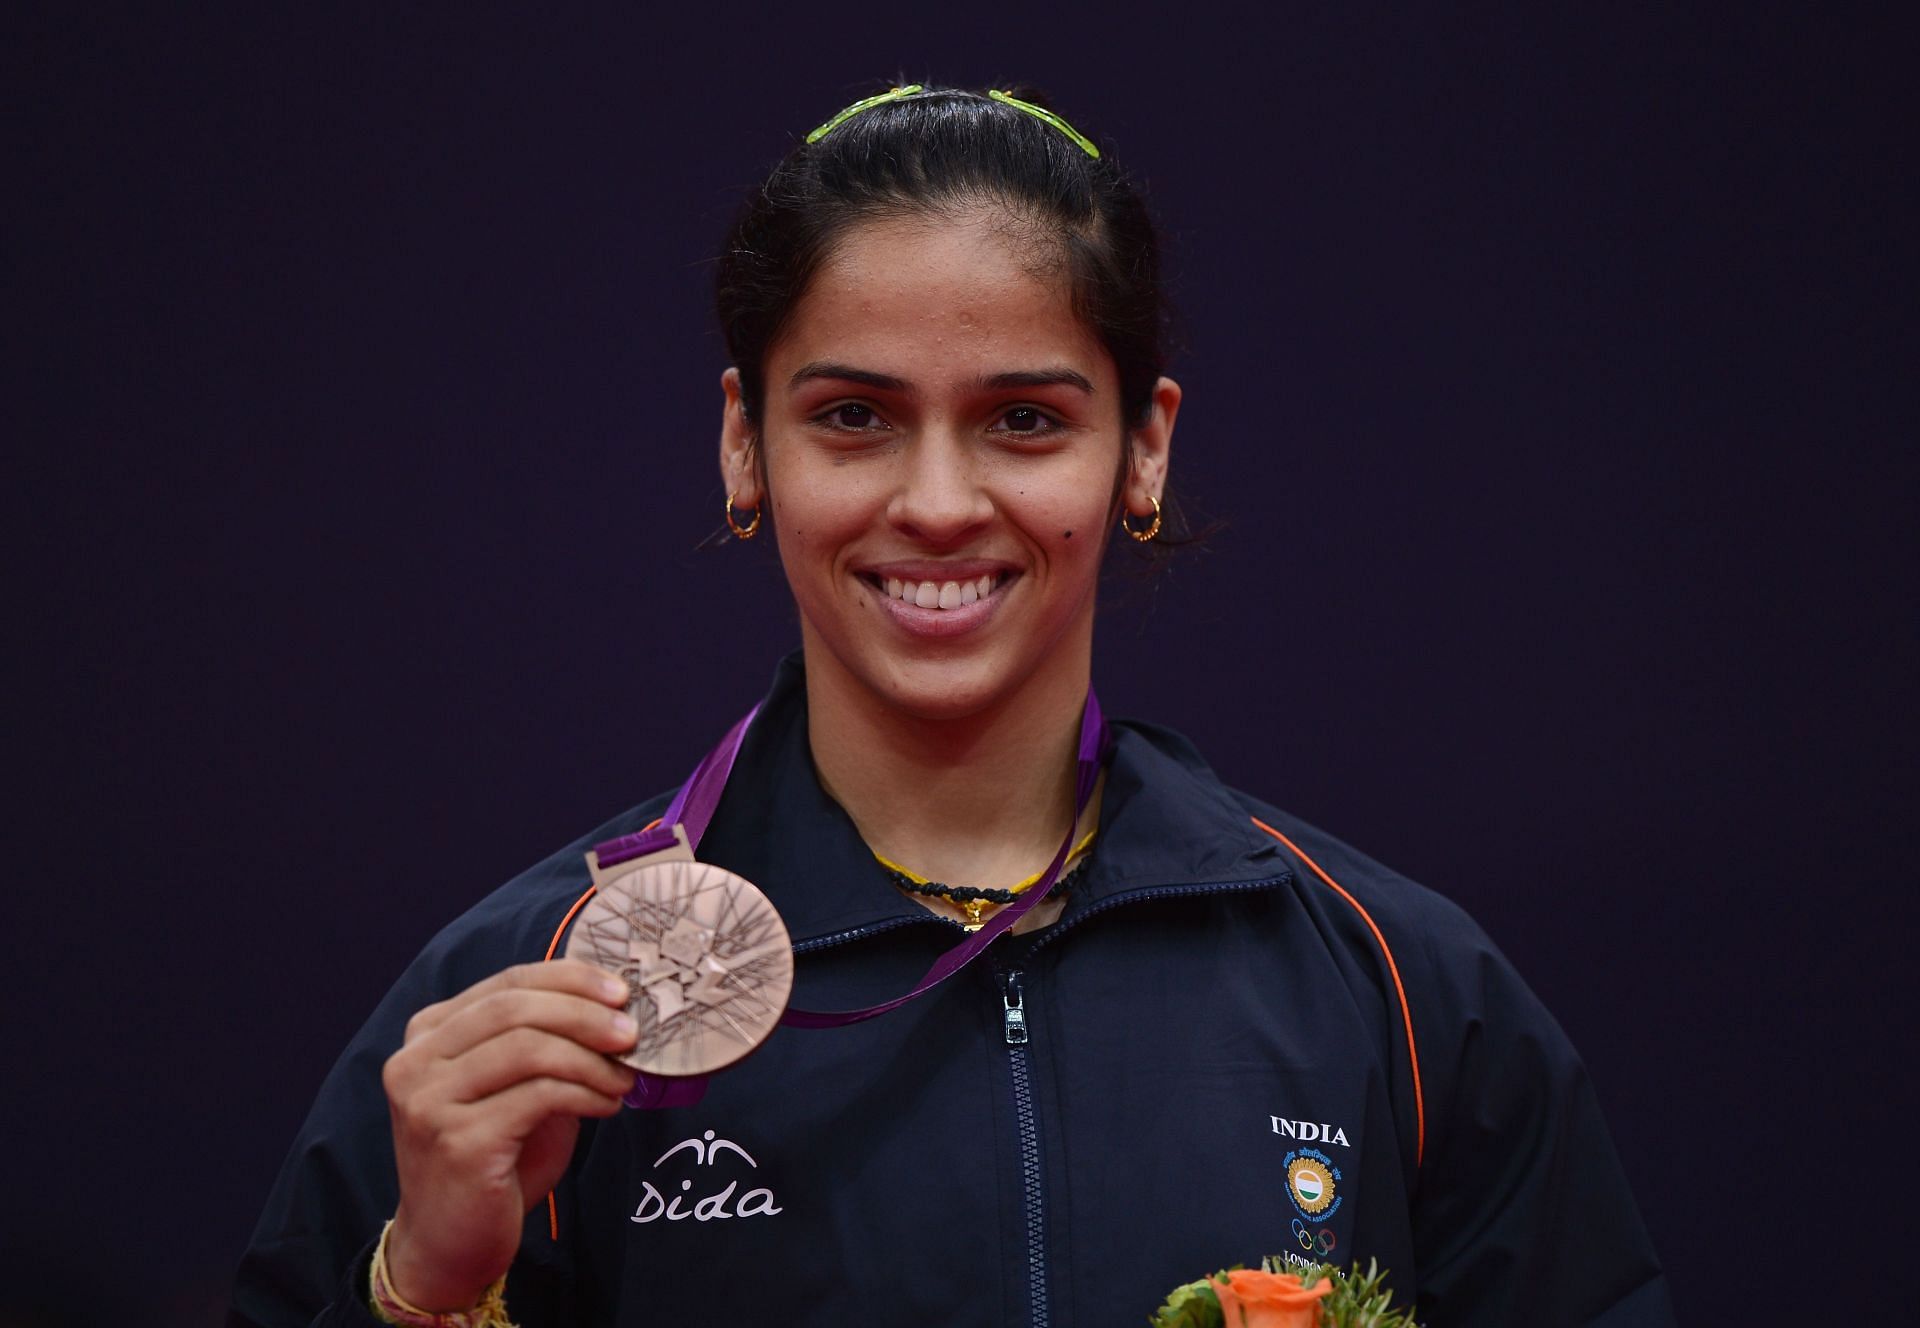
[1408,919,1675,1326]
[227,928,583,1327]
[228,804,666,1326]
[228,950,419,1327]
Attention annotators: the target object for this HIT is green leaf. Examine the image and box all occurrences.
[1147,1278,1224,1328]
[1309,1258,1423,1328]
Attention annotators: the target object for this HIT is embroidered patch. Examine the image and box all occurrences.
[1284,1147,1342,1220]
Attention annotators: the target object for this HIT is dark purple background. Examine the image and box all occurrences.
[7,6,1911,1324]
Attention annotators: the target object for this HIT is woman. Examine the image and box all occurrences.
[233,85,1672,1327]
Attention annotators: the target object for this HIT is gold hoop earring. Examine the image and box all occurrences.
[725,491,761,540]
[1120,494,1161,543]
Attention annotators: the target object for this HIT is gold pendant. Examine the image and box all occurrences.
[962,899,990,929]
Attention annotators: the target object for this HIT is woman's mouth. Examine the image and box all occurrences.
[871,572,1010,611]
[856,570,1018,633]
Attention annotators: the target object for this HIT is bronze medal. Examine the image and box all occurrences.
[567,828,793,1078]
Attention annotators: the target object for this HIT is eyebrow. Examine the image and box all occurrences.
[977,368,1094,395]
[786,362,1096,396]
[788,362,907,393]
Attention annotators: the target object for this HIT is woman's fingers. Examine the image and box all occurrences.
[383,959,638,1141]
[405,985,638,1067]
[378,958,640,1313]
[395,1077,627,1176]
[477,1076,632,1140]
[405,959,626,1040]
[433,1024,639,1104]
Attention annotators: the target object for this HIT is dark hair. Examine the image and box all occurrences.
[715,84,1167,433]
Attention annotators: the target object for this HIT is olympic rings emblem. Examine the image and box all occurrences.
[1290,1218,1337,1257]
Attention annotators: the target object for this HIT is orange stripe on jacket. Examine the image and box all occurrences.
[541,818,662,1240]
[1251,816,1426,1168]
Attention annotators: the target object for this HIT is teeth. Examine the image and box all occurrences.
[882,574,1004,609]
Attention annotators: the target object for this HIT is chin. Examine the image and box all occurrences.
[798,600,1091,726]
[869,652,1021,721]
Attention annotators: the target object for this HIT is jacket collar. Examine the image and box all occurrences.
[700,653,1288,947]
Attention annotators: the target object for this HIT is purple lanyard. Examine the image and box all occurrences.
[590,689,1111,1035]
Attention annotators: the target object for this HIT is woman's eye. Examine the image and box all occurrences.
[995,407,1057,435]
[822,403,886,431]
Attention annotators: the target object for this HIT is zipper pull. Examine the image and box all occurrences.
[1002,970,1028,1045]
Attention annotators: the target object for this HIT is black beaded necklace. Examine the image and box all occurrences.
[876,831,1097,929]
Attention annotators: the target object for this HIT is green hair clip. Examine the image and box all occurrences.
[805,84,924,143]
[988,89,1101,159]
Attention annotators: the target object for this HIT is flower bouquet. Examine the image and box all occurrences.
[1149,1257,1418,1328]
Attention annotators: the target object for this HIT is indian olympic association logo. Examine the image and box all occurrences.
[1284,1147,1342,1221]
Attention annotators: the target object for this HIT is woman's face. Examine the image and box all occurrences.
[720,209,1176,723]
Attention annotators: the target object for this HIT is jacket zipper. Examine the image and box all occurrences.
[798,880,1284,1327]
[996,879,1282,1326]
[1000,966,1049,1328]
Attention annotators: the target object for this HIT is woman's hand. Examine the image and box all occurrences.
[381,959,638,1311]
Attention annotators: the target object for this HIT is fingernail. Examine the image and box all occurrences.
[602,975,628,1002]
[612,1012,638,1039]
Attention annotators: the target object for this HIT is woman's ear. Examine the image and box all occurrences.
[718,367,764,511]
[1125,376,1181,515]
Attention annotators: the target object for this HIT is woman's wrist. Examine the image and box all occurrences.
[369,1218,516,1328]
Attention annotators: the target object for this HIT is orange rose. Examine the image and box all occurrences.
[1210,1268,1333,1328]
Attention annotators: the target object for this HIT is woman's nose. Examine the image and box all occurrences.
[887,431,993,544]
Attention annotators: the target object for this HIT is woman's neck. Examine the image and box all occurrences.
[804,652,1091,890]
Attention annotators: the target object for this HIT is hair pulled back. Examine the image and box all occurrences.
[716,85,1168,433]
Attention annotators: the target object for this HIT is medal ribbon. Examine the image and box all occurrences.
[590,690,1111,1104]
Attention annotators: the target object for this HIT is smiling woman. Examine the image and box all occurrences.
[728,210,1177,905]
[231,85,1675,1328]
[727,209,1165,729]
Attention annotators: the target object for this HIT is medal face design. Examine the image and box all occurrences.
[568,859,794,1077]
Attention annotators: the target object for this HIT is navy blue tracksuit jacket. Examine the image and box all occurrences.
[233,656,1674,1326]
